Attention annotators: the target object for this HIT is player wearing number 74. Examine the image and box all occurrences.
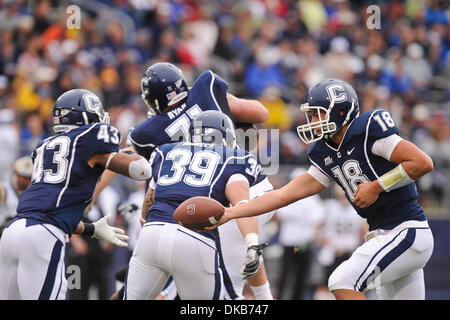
[0,89,152,300]
[210,78,435,300]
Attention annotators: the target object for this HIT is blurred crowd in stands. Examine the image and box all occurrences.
[0,0,449,212]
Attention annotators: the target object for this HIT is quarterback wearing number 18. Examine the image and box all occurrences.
[214,78,434,300]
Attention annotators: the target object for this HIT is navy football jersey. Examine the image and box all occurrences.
[146,142,260,241]
[129,71,234,160]
[308,109,426,231]
[15,123,121,235]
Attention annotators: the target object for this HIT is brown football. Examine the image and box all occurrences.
[173,196,225,230]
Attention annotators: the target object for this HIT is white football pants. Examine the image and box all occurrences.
[328,220,434,299]
[125,222,224,300]
[0,219,68,300]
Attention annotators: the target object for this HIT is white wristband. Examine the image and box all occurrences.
[245,233,259,247]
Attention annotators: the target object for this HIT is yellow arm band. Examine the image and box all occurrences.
[377,164,414,192]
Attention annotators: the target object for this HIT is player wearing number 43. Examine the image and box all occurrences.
[0,89,152,300]
[210,78,435,300]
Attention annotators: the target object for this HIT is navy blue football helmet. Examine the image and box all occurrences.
[53,89,109,134]
[189,111,237,148]
[297,78,359,144]
[140,62,188,116]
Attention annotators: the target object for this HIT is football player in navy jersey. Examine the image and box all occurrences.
[211,79,435,300]
[91,62,273,299]
[129,62,269,160]
[125,111,265,299]
[0,89,152,300]
[132,62,273,300]
[89,62,268,213]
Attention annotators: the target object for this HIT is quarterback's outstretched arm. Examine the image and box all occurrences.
[213,173,325,227]
[227,93,269,124]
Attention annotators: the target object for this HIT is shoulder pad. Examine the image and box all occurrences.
[192,70,228,91]
[194,70,214,84]
[367,109,399,139]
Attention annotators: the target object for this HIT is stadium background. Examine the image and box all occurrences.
[0,0,448,299]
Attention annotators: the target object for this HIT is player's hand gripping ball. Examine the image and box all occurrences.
[174,196,225,231]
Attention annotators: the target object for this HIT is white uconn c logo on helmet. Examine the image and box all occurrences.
[326,84,347,103]
[83,94,102,113]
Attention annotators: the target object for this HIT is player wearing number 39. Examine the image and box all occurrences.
[125,111,262,300]
[212,79,434,300]
[0,89,152,300]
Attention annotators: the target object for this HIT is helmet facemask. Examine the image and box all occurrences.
[141,92,160,117]
[297,98,357,144]
[53,108,81,134]
[96,109,110,125]
[297,100,337,144]
[53,106,109,134]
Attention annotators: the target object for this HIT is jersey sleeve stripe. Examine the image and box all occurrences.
[364,111,381,179]
[208,70,223,113]
[56,123,100,207]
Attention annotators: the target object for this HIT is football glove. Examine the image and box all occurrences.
[92,214,129,247]
[240,243,268,280]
